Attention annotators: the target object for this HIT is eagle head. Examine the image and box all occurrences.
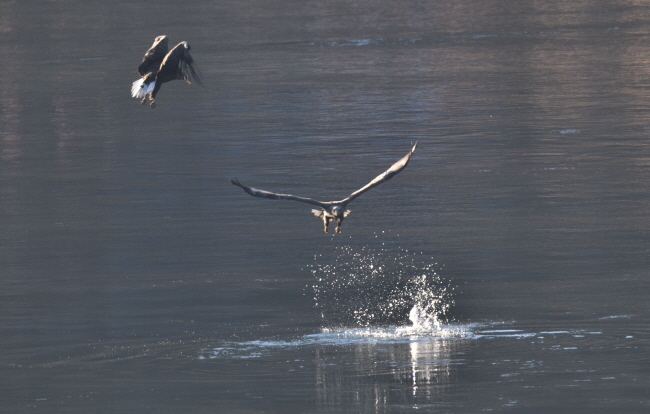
[154,35,169,48]
[331,205,351,218]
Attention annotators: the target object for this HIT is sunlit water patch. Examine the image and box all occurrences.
[598,314,635,320]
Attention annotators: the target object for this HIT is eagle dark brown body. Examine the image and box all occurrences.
[131,35,202,108]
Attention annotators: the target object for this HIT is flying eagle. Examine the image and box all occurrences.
[230,142,417,233]
[131,35,202,108]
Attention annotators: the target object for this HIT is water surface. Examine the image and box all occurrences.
[1,0,649,412]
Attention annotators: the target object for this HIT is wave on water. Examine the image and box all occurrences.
[198,321,476,360]
[198,324,607,360]
[550,129,581,134]
[315,29,571,48]
[323,37,423,47]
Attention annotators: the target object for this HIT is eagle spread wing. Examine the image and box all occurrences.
[156,41,203,85]
[137,35,169,76]
[340,142,418,204]
[231,143,417,233]
[230,142,417,206]
[230,179,328,209]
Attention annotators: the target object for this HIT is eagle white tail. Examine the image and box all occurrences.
[131,78,156,99]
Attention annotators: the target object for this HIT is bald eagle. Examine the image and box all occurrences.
[230,142,417,233]
[131,35,202,108]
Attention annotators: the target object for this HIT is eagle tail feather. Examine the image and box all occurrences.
[131,78,156,99]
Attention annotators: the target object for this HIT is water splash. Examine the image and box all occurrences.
[308,246,455,329]
[409,302,441,330]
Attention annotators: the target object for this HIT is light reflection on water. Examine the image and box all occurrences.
[199,322,622,411]
[201,319,475,408]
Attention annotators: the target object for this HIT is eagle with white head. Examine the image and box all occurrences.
[231,142,417,233]
[131,35,202,108]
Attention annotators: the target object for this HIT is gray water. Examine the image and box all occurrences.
[1,0,649,412]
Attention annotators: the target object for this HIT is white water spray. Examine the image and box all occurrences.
[309,246,455,331]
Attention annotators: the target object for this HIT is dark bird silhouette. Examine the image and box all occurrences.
[230,142,417,233]
[131,35,202,108]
